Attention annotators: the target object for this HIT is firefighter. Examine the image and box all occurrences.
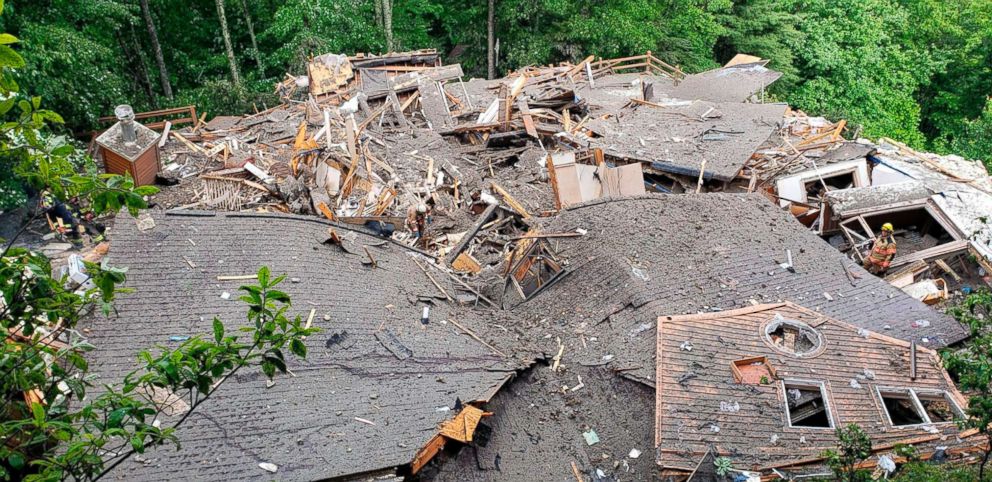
[862,222,897,275]
[39,190,80,242]
[405,203,431,248]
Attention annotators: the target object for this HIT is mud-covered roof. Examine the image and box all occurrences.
[584,102,788,181]
[671,63,783,103]
[87,211,527,481]
[656,302,972,475]
[506,194,966,387]
[825,181,933,216]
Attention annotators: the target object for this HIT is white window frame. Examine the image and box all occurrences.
[875,387,964,427]
[782,379,835,429]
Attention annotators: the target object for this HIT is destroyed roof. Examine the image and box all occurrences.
[670,62,783,103]
[655,302,977,475]
[584,102,788,181]
[576,73,676,114]
[868,148,992,263]
[507,194,966,387]
[824,180,934,216]
[87,211,525,481]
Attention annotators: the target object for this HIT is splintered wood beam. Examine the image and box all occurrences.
[317,202,337,221]
[517,98,537,138]
[490,182,532,219]
[546,154,562,210]
[171,131,207,155]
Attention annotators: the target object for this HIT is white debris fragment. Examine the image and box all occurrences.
[220,292,231,300]
[680,341,693,352]
[863,368,876,380]
[720,401,740,412]
[628,448,641,459]
[849,379,862,389]
[258,462,278,473]
[877,455,896,474]
[823,292,834,301]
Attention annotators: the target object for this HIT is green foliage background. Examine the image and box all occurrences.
[0,0,989,171]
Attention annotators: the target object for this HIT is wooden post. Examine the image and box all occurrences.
[546,154,562,210]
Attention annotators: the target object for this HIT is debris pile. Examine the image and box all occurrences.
[79,48,992,482]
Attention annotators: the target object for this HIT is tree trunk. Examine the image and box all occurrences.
[138,0,173,100]
[374,0,383,29]
[382,0,393,52]
[981,442,990,481]
[215,0,241,85]
[118,28,157,108]
[239,0,263,76]
[487,0,496,79]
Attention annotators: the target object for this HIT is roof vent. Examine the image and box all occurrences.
[114,104,136,145]
[762,314,825,357]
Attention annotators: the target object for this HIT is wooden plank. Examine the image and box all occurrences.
[171,131,207,155]
[158,121,172,148]
[445,203,497,265]
[490,182,532,219]
[216,274,258,281]
[317,202,337,221]
[517,98,538,138]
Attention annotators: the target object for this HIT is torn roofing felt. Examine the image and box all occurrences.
[656,302,979,475]
[86,211,529,481]
[505,194,967,388]
[584,102,788,182]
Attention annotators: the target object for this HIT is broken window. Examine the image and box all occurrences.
[731,356,776,385]
[804,171,856,201]
[880,390,925,426]
[878,388,963,426]
[763,317,824,357]
[507,239,564,299]
[861,206,957,255]
[783,381,833,428]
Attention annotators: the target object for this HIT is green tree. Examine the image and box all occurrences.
[943,290,992,480]
[822,423,873,482]
[0,8,318,479]
[784,0,947,146]
[714,0,801,92]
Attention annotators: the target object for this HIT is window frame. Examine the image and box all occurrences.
[875,386,964,427]
[781,379,835,430]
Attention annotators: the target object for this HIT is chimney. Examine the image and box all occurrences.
[115,104,136,144]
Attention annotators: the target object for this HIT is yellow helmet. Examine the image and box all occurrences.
[881,222,894,232]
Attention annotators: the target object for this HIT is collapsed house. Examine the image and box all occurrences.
[85,211,537,480]
[85,193,971,480]
[746,113,992,305]
[656,302,982,479]
[77,48,992,480]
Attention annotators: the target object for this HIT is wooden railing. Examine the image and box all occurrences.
[584,51,686,82]
[97,105,198,131]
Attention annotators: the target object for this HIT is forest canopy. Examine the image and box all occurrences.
[2,0,990,163]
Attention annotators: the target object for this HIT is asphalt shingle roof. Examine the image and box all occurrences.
[86,211,523,481]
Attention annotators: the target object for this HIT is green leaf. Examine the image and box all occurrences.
[213,318,224,343]
[7,453,23,470]
[0,98,14,115]
[0,44,22,68]
[52,144,74,157]
[289,338,307,358]
[0,33,19,45]
[108,408,127,428]
[130,435,145,452]
[31,403,45,426]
